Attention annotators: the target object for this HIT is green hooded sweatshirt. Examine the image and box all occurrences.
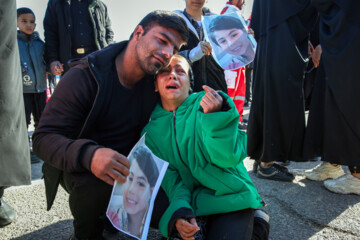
[142,91,263,237]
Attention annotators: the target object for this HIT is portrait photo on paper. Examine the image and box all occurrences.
[106,135,168,240]
[203,11,256,70]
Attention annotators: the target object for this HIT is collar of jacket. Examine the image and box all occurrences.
[17,31,41,42]
[152,93,201,118]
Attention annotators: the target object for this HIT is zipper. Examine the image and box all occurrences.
[173,110,186,166]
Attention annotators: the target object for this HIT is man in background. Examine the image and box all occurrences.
[44,0,114,76]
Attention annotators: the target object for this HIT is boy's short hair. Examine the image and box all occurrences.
[209,15,244,46]
[17,7,35,19]
[130,10,189,44]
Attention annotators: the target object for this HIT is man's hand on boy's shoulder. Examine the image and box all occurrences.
[200,85,223,113]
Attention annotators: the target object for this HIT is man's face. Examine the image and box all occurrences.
[214,28,249,56]
[155,56,191,106]
[123,160,152,216]
[17,13,36,35]
[134,25,185,75]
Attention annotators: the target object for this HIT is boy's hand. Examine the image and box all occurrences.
[200,85,223,113]
[175,218,200,240]
[50,61,64,76]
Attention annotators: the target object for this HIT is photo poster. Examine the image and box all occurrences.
[106,134,168,240]
[203,11,257,71]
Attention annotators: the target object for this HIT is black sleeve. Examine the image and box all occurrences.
[43,1,60,65]
[32,66,100,172]
[168,207,196,237]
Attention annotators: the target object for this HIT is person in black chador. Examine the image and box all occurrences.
[303,0,360,195]
[248,0,317,181]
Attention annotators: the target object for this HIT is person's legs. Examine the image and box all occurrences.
[245,65,252,105]
[23,93,33,129]
[32,91,47,129]
[61,171,113,239]
[206,209,254,240]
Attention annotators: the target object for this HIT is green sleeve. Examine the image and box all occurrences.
[198,93,247,168]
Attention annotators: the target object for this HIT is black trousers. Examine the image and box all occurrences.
[245,65,253,102]
[23,92,46,130]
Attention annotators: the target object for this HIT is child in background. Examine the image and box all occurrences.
[17,7,47,163]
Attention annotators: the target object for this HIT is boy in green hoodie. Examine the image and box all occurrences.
[143,55,269,240]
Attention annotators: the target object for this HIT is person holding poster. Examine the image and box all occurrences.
[107,146,160,238]
[143,55,270,240]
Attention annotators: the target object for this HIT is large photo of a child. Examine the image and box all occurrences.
[203,11,256,70]
[106,135,168,240]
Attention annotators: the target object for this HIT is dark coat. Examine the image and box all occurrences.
[43,0,114,70]
[247,0,317,162]
[0,0,31,187]
[32,42,159,210]
[303,0,360,166]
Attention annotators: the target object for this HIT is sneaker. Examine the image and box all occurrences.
[305,162,344,181]
[0,198,16,227]
[324,174,360,195]
[257,163,295,182]
[254,209,270,223]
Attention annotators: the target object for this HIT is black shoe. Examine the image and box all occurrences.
[257,163,295,182]
[0,198,16,227]
[238,121,248,130]
[253,161,259,173]
[30,151,41,164]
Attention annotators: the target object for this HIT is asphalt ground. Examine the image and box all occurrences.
[1,107,359,240]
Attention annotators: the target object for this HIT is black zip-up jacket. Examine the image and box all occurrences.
[33,41,159,210]
[43,0,114,70]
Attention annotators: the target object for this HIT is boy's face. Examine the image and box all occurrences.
[17,13,36,35]
[155,56,191,105]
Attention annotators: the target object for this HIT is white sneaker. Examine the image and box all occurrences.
[324,174,360,195]
[305,162,345,181]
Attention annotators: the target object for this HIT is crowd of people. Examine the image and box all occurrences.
[0,0,359,240]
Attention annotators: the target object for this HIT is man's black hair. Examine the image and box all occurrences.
[131,146,159,187]
[17,7,35,19]
[130,10,189,43]
[209,15,244,46]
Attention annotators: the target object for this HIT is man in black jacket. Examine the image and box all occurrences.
[33,10,188,239]
[44,0,114,75]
